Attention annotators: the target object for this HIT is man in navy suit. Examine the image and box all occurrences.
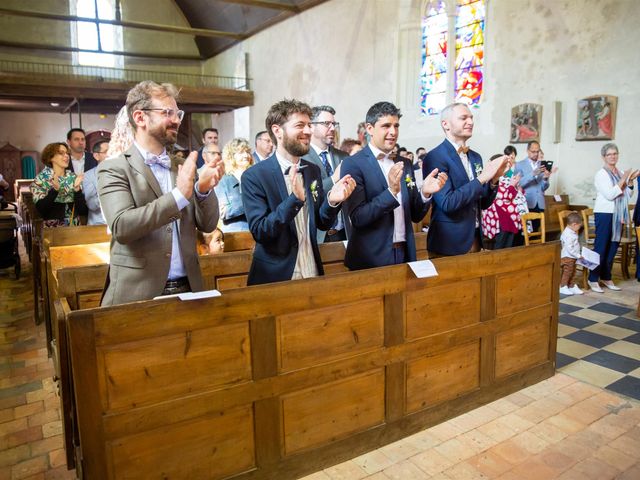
[66,128,97,174]
[341,101,448,270]
[423,103,508,256]
[252,130,273,164]
[241,99,356,286]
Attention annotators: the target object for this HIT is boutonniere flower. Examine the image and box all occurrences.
[405,174,416,189]
[310,180,318,202]
[474,163,483,177]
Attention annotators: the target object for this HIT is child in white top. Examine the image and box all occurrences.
[560,212,583,296]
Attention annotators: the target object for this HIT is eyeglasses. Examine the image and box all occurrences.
[311,121,340,129]
[605,152,619,157]
[140,108,185,121]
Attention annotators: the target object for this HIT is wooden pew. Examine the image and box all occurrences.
[65,242,560,479]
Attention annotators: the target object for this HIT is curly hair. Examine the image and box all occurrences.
[222,138,252,172]
[41,143,69,167]
[265,99,313,145]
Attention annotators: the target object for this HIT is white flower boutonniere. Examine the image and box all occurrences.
[310,180,319,202]
[405,174,416,189]
[474,163,483,177]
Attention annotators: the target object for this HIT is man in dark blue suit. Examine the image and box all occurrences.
[252,130,273,164]
[241,99,356,286]
[66,128,97,174]
[342,102,447,270]
[423,103,509,256]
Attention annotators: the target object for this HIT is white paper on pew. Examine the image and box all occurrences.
[343,240,348,248]
[152,290,222,301]
[554,194,562,202]
[178,290,222,301]
[577,247,600,271]
[408,260,438,278]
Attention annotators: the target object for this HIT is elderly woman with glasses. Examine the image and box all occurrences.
[30,142,88,227]
[213,138,252,232]
[588,143,639,292]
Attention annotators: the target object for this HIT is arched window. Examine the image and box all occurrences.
[421,0,485,115]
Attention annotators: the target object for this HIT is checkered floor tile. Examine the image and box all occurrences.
[557,298,640,401]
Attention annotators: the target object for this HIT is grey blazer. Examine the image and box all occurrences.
[302,146,348,242]
[97,146,219,306]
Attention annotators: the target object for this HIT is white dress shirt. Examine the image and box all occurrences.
[368,144,406,243]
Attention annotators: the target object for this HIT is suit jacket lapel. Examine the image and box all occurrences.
[267,155,289,203]
[443,141,470,184]
[126,146,163,198]
[364,146,388,191]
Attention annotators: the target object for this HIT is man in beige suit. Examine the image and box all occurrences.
[97,81,223,306]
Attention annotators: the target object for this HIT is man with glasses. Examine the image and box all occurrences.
[196,128,219,168]
[252,130,273,164]
[302,105,349,242]
[97,80,223,306]
[514,140,553,227]
[82,140,109,225]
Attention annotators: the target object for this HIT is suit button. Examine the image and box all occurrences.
[165,253,171,258]
[166,226,173,233]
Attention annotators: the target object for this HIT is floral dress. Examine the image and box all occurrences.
[30,167,83,227]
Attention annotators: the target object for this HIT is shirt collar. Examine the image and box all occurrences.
[368,143,389,161]
[446,138,467,153]
[311,142,328,156]
[134,141,168,162]
[275,152,295,174]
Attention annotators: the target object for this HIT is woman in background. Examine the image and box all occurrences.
[30,143,87,227]
[214,138,252,232]
[588,143,638,292]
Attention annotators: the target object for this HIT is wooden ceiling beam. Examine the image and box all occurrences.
[0,40,203,61]
[215,0,299,12]
[0,7,244,40]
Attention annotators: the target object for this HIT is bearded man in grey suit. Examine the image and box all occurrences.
[97,81,223,306]
[301,105,349,242]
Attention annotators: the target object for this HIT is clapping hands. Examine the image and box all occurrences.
[422,168,448,196]
[328,174,356,204]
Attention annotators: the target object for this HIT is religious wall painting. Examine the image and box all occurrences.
[510,103,542,144]
[575,95,617,141]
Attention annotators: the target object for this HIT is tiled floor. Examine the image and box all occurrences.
[1,236,640,479]
[557,281,640,401]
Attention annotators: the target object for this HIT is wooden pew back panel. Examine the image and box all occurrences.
[68,243,560,479]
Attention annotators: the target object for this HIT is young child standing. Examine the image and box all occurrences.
[560,212,583,295]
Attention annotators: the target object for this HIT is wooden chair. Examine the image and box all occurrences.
[521,212,545,245]
[557,210,573,232]
[581,208,595,246]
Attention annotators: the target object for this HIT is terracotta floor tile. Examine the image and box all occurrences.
[434,437,477,464]
[509,430,550,455]
[323,460,368,480]
[504,391,535,407]
[476,417,518,443]
[459,429,496,453]
[410,449,455,476]
[490,439,531,466]
[615,463,640,480]
[593,445,636,471]
[10,456,47,480]
[547,413,587,434]
[442,461,489,479]
[378,438,422,464]
[299,472,332,480]
[402,429,441,451]
[528,420,569,446]
[538,449,576,472]
[570,457,619,480]
[467,450,513,478]
[427,422,466,442]
[352,449,394,475]
[382,460,429,480]
[608,434,640,459]
[507,457,564,480]
[485,398,519,415]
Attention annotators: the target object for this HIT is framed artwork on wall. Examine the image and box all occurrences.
[510,103,542,143]
[575,95,617,141]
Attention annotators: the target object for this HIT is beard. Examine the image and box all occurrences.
[148,120,179,146]
[283,130,310,157]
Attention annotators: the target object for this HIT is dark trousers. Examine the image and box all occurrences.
[494,231,525,250]
[588,213,619,282]
[325,229,347,242]
[529,206,544,232]
[392,243,406,264]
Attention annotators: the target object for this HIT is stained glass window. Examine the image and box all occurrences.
[420,1,448,115]
[455,0,485,106]
[421,0,485,115]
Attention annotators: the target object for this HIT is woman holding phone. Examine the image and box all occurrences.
[588,143,639,292]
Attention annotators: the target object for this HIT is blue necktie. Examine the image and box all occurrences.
[319,151,333,176]
[145,152,171,169]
